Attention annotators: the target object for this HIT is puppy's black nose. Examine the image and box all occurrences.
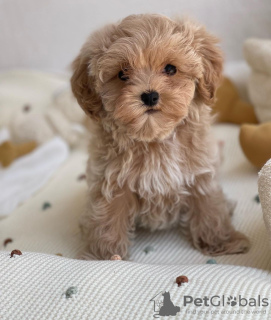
[141,91,159,107]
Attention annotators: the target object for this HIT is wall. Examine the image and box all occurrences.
[0,0,271,72]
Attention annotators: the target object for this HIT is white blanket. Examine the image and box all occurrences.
[0,131,69,216]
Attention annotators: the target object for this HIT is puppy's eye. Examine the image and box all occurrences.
[164,64,177,76]
[118,70,129,81]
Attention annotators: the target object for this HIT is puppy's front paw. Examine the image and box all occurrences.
[197,231,250,256]
[77,239,129,261]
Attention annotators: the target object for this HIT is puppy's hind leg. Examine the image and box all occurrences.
[187,176,250,256]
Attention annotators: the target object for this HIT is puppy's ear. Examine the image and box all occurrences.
[192,23,223,105]
[70,50,102,121]
[176,19,223,106]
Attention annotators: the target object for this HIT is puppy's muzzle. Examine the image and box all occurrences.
[141,91,159,107]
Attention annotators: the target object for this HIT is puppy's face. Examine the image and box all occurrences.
[71,15,223,142]
[100,37,200,141]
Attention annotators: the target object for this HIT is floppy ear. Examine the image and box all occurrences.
[70,51,102,121]
[192,23,223,105]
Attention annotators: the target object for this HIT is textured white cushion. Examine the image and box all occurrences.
[1,251,271,320]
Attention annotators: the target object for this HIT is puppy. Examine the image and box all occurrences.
[71,14,250,260]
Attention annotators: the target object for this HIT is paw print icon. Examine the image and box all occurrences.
[227,296,237,306]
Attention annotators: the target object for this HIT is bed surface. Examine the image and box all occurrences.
[0,69,271,320]
[1,123,270,269]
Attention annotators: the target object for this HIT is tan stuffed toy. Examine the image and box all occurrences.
[240,123,271,168]
[239,39,271,168]
[212,77,258,124]
[0,141,37,167]
[212,70,271,168]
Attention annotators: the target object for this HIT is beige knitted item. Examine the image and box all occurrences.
[258,158,271,248]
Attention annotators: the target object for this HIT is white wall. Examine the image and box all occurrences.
[0,0,271,72]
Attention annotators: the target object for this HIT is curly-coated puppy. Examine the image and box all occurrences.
[71,14,250,260]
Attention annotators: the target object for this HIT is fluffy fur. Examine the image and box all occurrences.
[71,14,250,259]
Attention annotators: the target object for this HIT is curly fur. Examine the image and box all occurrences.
[71,14,250,260]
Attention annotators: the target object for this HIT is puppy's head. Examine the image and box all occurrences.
[71,14,223,142]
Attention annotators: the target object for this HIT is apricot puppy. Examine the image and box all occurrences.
[71,14,250,259]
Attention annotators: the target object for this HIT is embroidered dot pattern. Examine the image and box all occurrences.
[3,238,13,247]
[64,286,78,299]
[143,245,155,254]
[42,202,52,210]
[206,259,217,264]
[254,195,260,203]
